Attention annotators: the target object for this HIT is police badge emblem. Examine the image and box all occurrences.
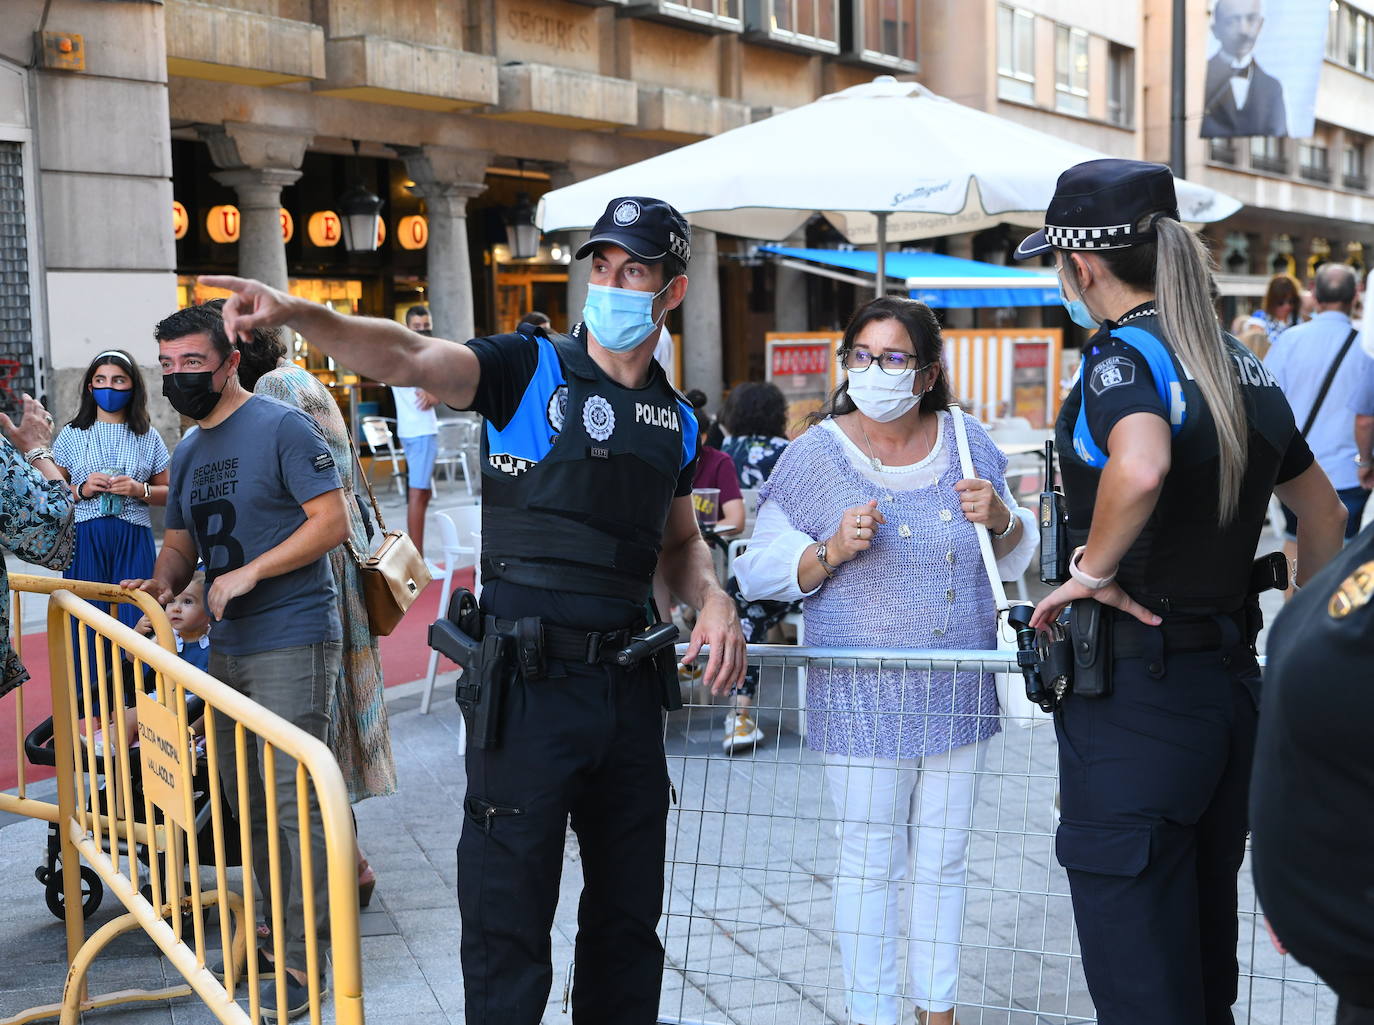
[582,395,616,442]
[546,385,568,432]
[612,200,641,226]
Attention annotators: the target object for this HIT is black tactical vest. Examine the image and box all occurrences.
[1056,316,1299,614]
[479,332,694,602]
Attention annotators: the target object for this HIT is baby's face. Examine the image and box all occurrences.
[167,582,209,636]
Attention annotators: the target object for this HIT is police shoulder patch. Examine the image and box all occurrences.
[1089,355,1136,396]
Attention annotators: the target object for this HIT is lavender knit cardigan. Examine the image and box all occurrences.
[760,412,1005,758]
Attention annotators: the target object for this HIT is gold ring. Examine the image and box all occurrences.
[854,528,861,539]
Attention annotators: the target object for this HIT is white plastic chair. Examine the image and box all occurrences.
[421,507,482,718]
[361,416,406,499]
[435,418,477,497]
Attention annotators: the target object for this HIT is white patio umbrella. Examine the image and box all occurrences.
[537,76,1241,296]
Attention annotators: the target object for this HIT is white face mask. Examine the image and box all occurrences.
[846,365,925,423]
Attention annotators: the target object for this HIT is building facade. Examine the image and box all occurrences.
[3,0,1372,432]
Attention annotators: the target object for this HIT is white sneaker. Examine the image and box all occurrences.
[722,712,764,752]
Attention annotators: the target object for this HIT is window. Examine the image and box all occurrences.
[850,0,917,68]
[1210,137,1238,164]
[1299,141,1332,181]
[1107,44,1134,127]
[649,0,743,30]
[1054,26,1089,116]
[758,0,839,51]
[1250,135,1289,174]
[1329,2,1374,73]
[997,5,1036,104]
[1345,138,1367,189]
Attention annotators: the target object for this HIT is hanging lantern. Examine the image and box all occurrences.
[398,215,428,250]
[206,205,240,244]
[172,200,189,240]
[308,210,342,247]
[504,191,539,260]
[279,208,294,244]
[339,182,384,254]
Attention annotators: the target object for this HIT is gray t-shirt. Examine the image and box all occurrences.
[166,395,342,655]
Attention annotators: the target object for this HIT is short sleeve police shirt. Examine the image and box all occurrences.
[1079,332,1314,485]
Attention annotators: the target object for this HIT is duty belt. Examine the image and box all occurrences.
[1111,609,1248,657]
[489,617,639,665]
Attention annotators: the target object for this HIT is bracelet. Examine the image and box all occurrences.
[1068,546,1117,590]
[76,481,89,500]
[992,508,1018,540]
[142,481,152,501]
[815,542,837,578]
[24,447,54,466]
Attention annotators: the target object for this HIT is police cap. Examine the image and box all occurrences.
[575,197,691,265]
[1014,159,1180,261]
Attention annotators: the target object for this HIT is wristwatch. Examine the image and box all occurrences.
[1068,546,1117,590]
[815,542,837,578]
[142,481,152,501]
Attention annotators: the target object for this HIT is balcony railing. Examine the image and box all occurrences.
[1299,163,1333,183]
[1345,172,1369,190]
[1251,153,1290,174]
[1209,139,1237,164]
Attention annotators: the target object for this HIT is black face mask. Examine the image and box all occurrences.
[162,362,227,421]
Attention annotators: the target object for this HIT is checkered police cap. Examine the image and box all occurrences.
[1015,159,1180,261]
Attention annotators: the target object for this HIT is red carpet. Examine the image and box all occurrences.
[377,567,475,687]
[0,569,474,793]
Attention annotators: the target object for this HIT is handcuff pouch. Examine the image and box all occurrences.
[1069,598,1113,698]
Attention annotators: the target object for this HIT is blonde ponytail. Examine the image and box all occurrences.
[1153,218,1247,524]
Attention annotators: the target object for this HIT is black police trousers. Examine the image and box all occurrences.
[456,655,670,1025]
[1054,615,1259,1025]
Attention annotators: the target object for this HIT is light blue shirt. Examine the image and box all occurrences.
[1264,309,1374,490]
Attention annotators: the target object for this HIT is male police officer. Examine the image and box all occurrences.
[203,195,746,1025]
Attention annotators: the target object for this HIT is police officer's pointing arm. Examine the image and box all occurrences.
[201,275,481,410]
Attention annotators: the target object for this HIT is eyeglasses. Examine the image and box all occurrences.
[841,349,933,376]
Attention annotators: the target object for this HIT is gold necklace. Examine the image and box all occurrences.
[857,414,931,471]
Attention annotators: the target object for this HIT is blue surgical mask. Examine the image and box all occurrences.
[92,387,132,413]
[583,280,674,353]
[1058,268,1099,330]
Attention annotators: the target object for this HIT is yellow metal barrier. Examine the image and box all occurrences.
[0,578,363,1025]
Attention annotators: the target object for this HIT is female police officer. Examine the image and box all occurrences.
[1018,159,1347,1025]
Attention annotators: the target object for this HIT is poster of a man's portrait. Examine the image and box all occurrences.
[1201,0,1329,139]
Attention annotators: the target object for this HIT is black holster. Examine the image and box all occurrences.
[1069,599,1113,698]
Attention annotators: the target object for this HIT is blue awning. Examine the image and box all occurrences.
[760,245,1062,309]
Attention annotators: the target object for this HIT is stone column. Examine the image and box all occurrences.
[682,227,723,407]
[400,146,490,343]
[198,123,309,294]
[210,168,300,292]
[945,232,975,328]
[549,162,605,330]
[773,231,809,333]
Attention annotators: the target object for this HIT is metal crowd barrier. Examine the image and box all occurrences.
[659,645,1337,1025]
[0,575,363,1025]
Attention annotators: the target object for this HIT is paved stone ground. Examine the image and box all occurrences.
[0,488,1341,1024]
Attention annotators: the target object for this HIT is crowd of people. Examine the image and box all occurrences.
[0,166,1368,1025]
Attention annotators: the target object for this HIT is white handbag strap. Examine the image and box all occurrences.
[950,405,1010,613]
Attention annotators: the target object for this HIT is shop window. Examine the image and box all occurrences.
[1107,43,1133,127]
[747,0,839,52]
[1250,135,1289,175]
[1054,26,1089,117]
[841,0,917,71]
[1345,139,1368,190]
[1299,141,1332,182]
[997,5,1035,104]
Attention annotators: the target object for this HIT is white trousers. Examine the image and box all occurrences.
[824,739,987,1024]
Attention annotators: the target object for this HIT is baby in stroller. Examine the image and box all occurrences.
[27,573,238,919]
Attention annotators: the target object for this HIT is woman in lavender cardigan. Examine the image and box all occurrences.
[736,297,1038,1025]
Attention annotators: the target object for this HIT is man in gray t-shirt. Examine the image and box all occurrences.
[124,302,350,1021]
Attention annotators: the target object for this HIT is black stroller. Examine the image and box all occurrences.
[24,676,242,921]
